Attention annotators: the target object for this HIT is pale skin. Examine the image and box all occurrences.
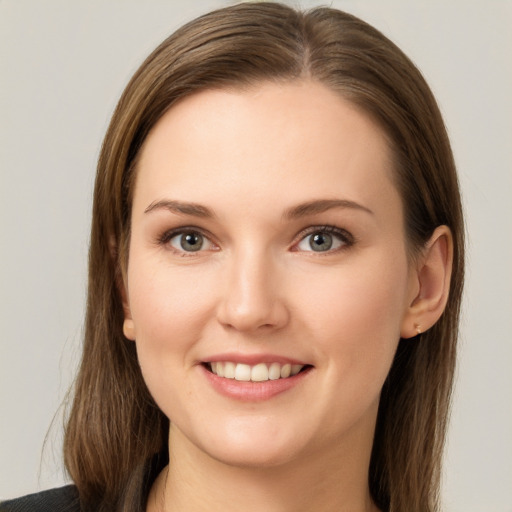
[121,80,453,512]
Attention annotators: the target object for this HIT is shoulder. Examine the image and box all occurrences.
[0,485,80,512]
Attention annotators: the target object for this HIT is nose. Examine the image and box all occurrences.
[216,248,289,333]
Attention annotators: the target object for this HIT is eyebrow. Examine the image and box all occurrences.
[144,198,373,219]
[144,199,214,218]
[283,199,374,219]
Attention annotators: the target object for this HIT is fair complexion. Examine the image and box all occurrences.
[122,80,452,512]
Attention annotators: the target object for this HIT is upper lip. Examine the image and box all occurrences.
[201,353,311,366]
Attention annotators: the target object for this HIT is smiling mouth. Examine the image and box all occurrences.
[205,362,311,382]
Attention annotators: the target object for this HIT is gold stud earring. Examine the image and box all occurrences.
[414,323,422,335]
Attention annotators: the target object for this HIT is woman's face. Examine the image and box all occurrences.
[123,81,418,469]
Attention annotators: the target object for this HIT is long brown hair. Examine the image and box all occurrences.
[64,3,464,511]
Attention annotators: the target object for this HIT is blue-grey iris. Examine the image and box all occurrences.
[310,233,333,251]
[181,233,203,251]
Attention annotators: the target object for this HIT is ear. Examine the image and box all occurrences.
[401,225,453,338]
[120,277,136,341]
[110,236,136,341]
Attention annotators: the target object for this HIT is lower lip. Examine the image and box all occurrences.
[201,365,312,401]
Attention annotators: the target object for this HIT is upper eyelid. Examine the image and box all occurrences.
[160,226,213,240]
[294,225,354,242]
[158,226,218,249]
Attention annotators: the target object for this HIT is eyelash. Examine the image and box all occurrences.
[157,227,217,256]
[157,225,355,255]
[293,225,355,254]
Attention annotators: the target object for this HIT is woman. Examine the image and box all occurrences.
[1,2,464,512]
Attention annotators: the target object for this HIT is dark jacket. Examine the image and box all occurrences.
[0,485,80,512]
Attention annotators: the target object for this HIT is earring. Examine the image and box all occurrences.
[414,323,422,335]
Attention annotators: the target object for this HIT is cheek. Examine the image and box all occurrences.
[126,266,200,383]
[291,253,410,437]
[298,252,409,373]
[128,258,216,339]
[126,261,216,420]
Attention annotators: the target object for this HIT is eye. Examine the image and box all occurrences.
[295,227,352,253]
[167,230,215,253]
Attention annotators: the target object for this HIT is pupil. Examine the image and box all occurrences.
[310,233,332,251]
[181,233,203,251]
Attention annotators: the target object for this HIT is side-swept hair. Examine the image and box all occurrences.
[64,3,464,511]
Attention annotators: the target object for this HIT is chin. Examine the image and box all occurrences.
[188,417,311,469]
[206,441,301,470]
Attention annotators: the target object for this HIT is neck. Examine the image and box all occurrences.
[147,425,379,512]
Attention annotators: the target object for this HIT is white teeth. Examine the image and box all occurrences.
[224,361,235,379]
[234,363,251,381]
[209,361,306,382]
[251,363,269,382]
[268,362,281,380]
[291,364,303,376]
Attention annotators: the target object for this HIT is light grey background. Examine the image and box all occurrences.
[1,1,511,510]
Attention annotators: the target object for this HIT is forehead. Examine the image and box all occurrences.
[133,80,400,225]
